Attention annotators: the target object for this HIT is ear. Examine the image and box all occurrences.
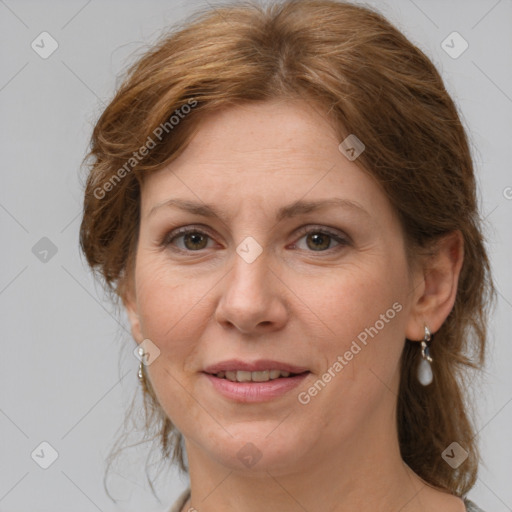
[405,230,464,341]
[120,277,144,343]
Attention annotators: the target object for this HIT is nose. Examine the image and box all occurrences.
[214,249,289,335]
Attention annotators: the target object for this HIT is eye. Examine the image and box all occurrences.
[161,225,350,254]
[291,226,350,252]
[162,227,215,252]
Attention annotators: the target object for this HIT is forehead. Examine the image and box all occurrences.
[181,99,340,160]
[139,100,391,225]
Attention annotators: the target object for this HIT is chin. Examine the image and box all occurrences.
[203,426,310,475]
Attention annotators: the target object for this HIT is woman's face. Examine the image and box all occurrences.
[125,100,423,474]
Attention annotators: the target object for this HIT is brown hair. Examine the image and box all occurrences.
[79,0,494,499]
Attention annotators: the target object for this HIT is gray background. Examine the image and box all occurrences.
[1,0,511,511]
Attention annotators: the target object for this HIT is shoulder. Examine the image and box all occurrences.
[464,498,487,512]
[168,487,191,512]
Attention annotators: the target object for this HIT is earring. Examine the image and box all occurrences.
[417,325,433,386]
[137,346,144,382]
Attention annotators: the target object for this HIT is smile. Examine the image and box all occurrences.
[202,371,310,402]
[213,369,306,382]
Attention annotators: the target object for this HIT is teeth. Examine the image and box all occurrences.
[217,370,296,382]
[236,370,252,382]
[251,370,270,382]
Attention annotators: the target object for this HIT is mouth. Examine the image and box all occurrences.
[205,369,310,382]
[201,360,311,402]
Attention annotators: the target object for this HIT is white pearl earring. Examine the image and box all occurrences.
[417,325,433,386]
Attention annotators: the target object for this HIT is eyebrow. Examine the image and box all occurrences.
[148,197,370,222]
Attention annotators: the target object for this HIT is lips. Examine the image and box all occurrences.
[216,369,300,382]
[203,359,310,375]
[203,369,310,402]
[201,359,311,402]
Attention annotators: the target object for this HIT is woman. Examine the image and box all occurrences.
[79,1,494,510]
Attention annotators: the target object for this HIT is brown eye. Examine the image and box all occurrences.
[305,232,332,251]
[163,228,214,251]
[293,227,350,253]
[182,232,209,250]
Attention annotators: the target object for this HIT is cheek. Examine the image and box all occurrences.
[298,259,407,340]
[296,257,409,402]
[293,265,408,432]
[133,258,210,428]
[134,256,210,366]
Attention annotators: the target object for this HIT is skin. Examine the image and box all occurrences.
[124,99,466,511]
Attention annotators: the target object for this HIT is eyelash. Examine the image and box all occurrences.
[160,225,350,254]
